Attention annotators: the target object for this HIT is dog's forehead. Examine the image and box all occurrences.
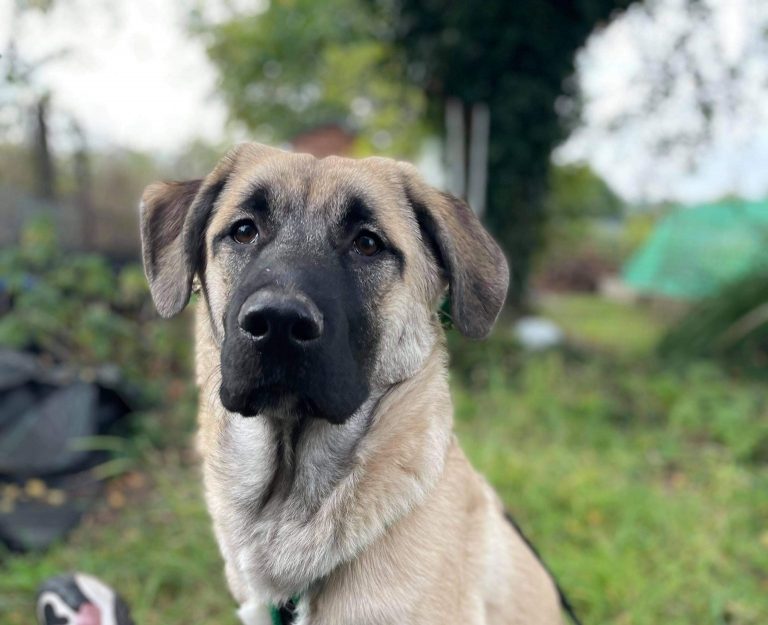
[221,152,407,222]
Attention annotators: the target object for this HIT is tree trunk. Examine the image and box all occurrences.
[72,121,95,249]
[32,93,56,201]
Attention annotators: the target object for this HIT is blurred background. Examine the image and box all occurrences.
[1,0,767,623]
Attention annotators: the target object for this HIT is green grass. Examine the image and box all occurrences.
[453,354,768,625]
[2,296,766,624]
[539,293,666,356]
[0,449,238,625]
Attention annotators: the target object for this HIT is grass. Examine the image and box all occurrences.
[539,293,666,356]
[1,449,238,625]
[2,295,767,624]
[453,355,768,625]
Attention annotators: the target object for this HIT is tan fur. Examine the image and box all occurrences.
[141,143,563,625]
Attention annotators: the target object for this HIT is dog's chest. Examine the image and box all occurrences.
[202,411,367,600]
[214,415,278,505]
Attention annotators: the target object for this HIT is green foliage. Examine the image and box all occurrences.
[538,164,625,273]
[201,0,636,304]
[660,268,768,374]
[545,164,623,221]
[378,0,634,305]
[621,210,657,256]
[202,0,427,155]
[0,451,235,625]
[15,0,56,13]
[447,327,524,389]
[540,293,665,357]
[454,351,767,625]
[0,217,191,392]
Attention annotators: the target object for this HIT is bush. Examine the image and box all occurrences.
[0,218,190,383]
[659,268,768,375]
[535,249,616,293]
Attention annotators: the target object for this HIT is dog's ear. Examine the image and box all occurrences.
[399,163,509,339]
[140,145,246,317]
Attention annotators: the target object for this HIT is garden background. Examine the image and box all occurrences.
[1,1,767,623]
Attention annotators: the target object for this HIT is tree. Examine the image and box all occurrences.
[375,0,633,307]
[562,0,768,202]
[31,92,56,200]
[2,0,64,200]
[545,163,623,221]
[201,0,634,306]
[201,0,427,156]
[540,163,624,270]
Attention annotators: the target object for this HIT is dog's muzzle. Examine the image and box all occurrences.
[218,270,371,424]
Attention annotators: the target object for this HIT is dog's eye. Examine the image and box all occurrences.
[353,231,383,257]
[231,220,258,244]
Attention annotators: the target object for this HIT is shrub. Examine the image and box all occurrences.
[0,217,193,418]
[659,268,768,375]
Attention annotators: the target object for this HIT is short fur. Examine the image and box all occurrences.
[140,143,562,625]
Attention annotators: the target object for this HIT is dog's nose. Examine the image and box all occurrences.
[238,289,323,346]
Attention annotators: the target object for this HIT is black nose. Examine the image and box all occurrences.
[238,288,323,346]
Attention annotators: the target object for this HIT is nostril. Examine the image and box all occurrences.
[238,290,323,345]
[243,313,270,339]
[291,317,320,342]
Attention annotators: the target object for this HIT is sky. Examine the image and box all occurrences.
[560,0,768,204]
[4,0,768,204]
[0,0,232,153]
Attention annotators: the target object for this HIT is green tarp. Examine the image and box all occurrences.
[623,201,768,299]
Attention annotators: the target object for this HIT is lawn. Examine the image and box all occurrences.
[453,353,768,624]
[2,295,766,625]
[539,293,667,356]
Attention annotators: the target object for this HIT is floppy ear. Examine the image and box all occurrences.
[399,164,509,339]
[140,145,245,317]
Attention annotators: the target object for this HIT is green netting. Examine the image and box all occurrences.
[622,201,768,299]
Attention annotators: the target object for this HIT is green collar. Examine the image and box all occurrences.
[269,596,301,625]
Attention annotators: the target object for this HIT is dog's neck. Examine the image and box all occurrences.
[195,306,454,603]
[198,332,453,516]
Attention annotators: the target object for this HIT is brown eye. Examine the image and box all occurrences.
[231,220,258,244]
[353,231,383,257]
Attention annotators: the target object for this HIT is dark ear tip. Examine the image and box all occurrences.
[149,278,192,319]
[155,304,184,319]
[154,303,187,319]
[455,302,505,339]
[456,248,509,339]
[458,324,494,340]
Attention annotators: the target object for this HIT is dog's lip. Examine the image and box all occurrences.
[252,382,293,396]
[219,381,300,416]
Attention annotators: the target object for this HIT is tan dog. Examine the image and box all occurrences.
[140,143,564,625]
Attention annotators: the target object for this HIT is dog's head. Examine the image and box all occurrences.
[140,143,508,423]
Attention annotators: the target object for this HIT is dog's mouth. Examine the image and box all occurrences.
[218,322,372,424]
[219,382,298,417]
[219,380,336,422]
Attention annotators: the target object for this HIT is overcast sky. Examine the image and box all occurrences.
[4,0,768,204]
[560,0,768,204]
[0,0,231,153]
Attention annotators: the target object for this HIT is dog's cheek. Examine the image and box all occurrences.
[369,249,445,387]
[203,262,235,339]
[213,241,261,328]
[370,281,438,387]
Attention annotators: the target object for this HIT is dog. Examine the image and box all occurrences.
[140,143,565,625]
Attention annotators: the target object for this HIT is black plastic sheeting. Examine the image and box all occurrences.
[0,349,132,551]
